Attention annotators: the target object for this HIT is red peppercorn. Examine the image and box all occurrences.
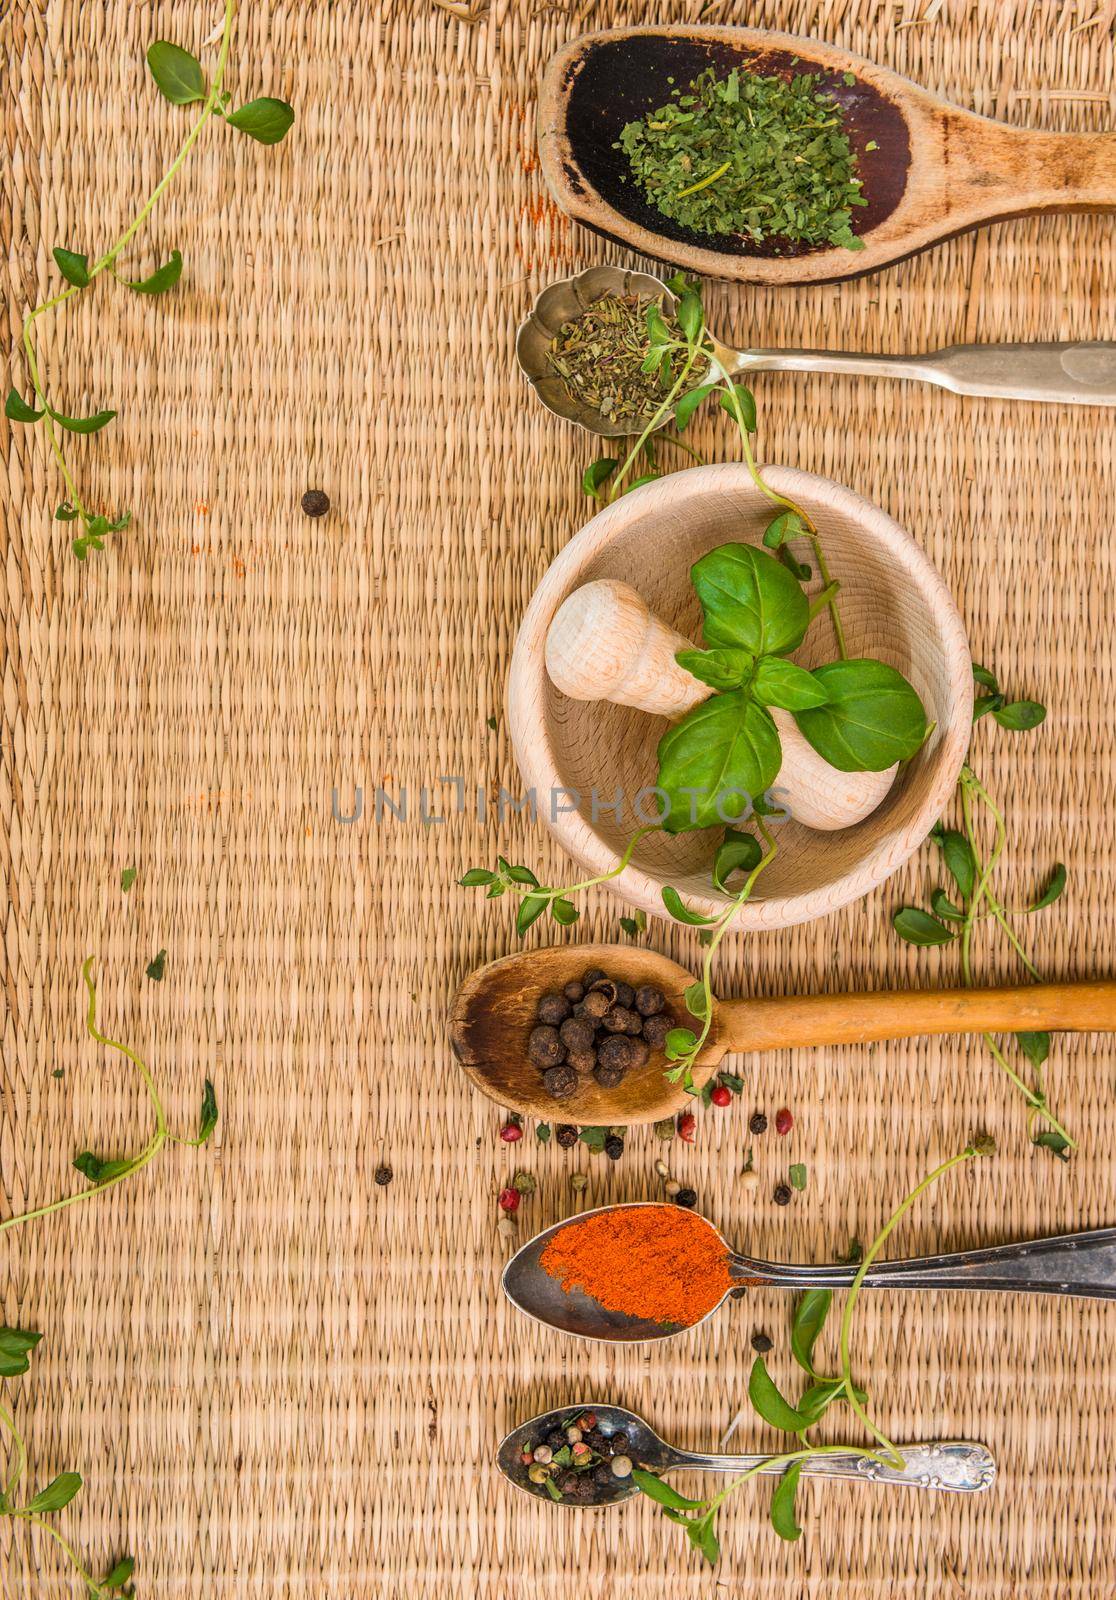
[500,1121,524,1143]
[498,1187,521,1213]
[710,1084,732,1107]
[677,1111,696,1143]
[775,1107,793,1136]
[578,1411,597,1430]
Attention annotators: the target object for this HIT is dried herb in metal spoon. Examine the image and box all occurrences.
[546,294,687,423]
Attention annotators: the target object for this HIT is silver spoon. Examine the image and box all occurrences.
[497,1402,996,1507]
[504,1202,1116,1344]
[516,264,1116,436]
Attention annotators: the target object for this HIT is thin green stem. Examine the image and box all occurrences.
[13,1514,106,1596]
[607,346,703,500]
[0,1398,27,1505]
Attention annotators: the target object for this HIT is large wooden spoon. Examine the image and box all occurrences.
[450,943,1116,1124]
[538,25,1116,285]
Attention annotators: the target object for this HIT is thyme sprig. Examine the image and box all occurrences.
[634,1140,992,1561]
[4,1,293,560]
[0,956,218,1593]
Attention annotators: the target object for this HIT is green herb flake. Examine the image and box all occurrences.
[789,1162,807,1191]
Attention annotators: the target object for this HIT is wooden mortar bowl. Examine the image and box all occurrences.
[507,464,972,931]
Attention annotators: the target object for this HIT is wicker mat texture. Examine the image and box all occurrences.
[2,0,1115,1594]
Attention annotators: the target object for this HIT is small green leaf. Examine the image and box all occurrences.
[619,912,646,938]
[146,948,167,981]
[504,864,539,886]
[52,247,90,287]
[120,866,137,893]
[664,1027,698,1060]
[683,981,708,1019]
[1034,1130,1071,1161]
[687,1515,720,1565]
[892,907,956,946]
[675,646,753,692]
[993,699,1046,731]
[73,1151,132,1185]
[674,382,717,431]
[582,457,618,499]
[5,388,43,423]
[535,1123,551,1143]
[753,656,829,711]
[578,1125,608,1152]
[22,1472,82,1515]
[623,472,659,493]
[762,510,806,549]
[1028,863,1067,912]
[458,868,497,886]
[972,663,998,692]
[121,249,183,294]
[712,827,762,892]
[0,1327,42,1378]
[770,1461,804,1542]
[147,40,207,104]
[550,896,579,926]
[936,828,976,901]
[789,1163,807,1191]
[1016,1031,1050,1069]
[718,383,757,431]
[930,888,964,922]
[676,287,704,343]
[516,894,549,936]
[748,1356,809,1432]
[790,1288,830,1375]
[54,502,79,521]
[794,659,927,771]
[102,1556,135,1590]
[973,693,1004,722]
[197,1078,218,1143]
[226,97,296,144]
[49,406,117,435]
[632,1468,706,1509]
[796,1378,844,1425]
[661,885,718,926]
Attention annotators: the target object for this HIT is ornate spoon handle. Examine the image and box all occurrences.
[667,1441,996,1492]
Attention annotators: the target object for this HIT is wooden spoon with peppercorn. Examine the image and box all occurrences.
[539,25,1116,287]
[497,1401,996,1505]
[450,942,1116,1125]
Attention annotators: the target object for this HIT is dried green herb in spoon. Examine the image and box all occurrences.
[547,294,687,423]
[617,65,867,249]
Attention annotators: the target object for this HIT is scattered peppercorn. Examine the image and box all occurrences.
[773,1183,792,1206]
[677,1111,696,1143]
[749,1111,768,1135]
[582,967,607,989]
[555,1123,579,1149]
[528,1024,565,1067]
[751,1330,773,1354]
[373,1164,392,1187]
[710,1084,732,1107]
[642,1013,672,1048]
[674,1187,697,1208]
[775,1107,793,1136]
[611,1455,633,1478]
[653,1117,675,1140]
[604,1134,624,1160]
[512,1171,536,1195]
[301,489,330,517]
[499,1121,523,1143]
[498,1187,521,1213]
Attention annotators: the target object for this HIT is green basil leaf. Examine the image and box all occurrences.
[770,1461,804,1542]
[790,1288,830,1375]
[661,885,718,925]
[936,828,976,901]
[793,659,927,771]
[796,1378,843,1425]
[892,907,956,946]
[676,287,704,343]
[674,381,717,431]
[691,542,809,657]
[0,1327,42,1359]
[665,1027,698,1059]
[718,383,757,431]
[683,981,708,1019]
[748,1356,809,1432]
[122,249,183,294]
[712,827,762,892]
[762,510,806,549]
[73,1151,132,1184]
[675,646,753,692]
[197,1078,218,1143]
[516,894,549,935]
[49,406,116,435]
[458,868,497,886]
[973,693,1004,722]
[550,896,579,926]
[623,472,659,493]
[5,388,43,423]
[753,656,829,711]
[656,691,781,834]
[632,1468,705,1509]
[972,662,998,692]
[582,457,618,499]
[1016,1030,1050,1069]
[993,699,1046,731]
[146,40,207,104]
[54,502,79,521]
[578,1125,608,1151]
[103,1556,135,1590]
[52,246,90,287]
[504,864,540,885]
[930,888,964,922]
[778,545,812,581]
[1028,863,1066,912]
[22,1472,82,1515]
[227,97,296,144]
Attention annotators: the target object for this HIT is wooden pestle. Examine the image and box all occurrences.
[544,578,898,832]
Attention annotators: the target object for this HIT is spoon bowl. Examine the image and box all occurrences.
[497,1402,667,1507]
[539,25,1116,285]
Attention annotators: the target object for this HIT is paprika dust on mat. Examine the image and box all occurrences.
[539,1206,733,1328]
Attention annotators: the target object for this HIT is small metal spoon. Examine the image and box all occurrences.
[498,1402,997,1506]
[504,1202,1116,1344]
[516,264,1116,436]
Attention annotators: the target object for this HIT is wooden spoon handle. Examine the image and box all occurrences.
[719,981,1116,1055]
[955,119,1116,216]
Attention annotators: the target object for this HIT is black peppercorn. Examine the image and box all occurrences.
[581,967,607,989]
[563,980,585,1004]
[559,1016,597,1055]
[674,1187,697,1208]
[301,488,330,518]
[593,1058,626,1089]
[586,978,618,1006]
[528,1025,566,1067]
[546,1429,567,1451]
[575,989,611,1021]
[601,1004,639,1034]
[614,981,636,1009]
[626,1037,650,1069]
[641,1013,672,1049]
[592,1461,614,1488]
[604,1134,624,1160]
[751,1331,773,1354]
[557,1471,578,1494]
[596,1035,632,1071]
[749,1110,768,1135]
[536,992,571,1026]
[555,1123,579,1149]
[634,984,665,1017]
[373,1164,392,1187]
[542,1063,580,1101]
[773,1183,792,1206]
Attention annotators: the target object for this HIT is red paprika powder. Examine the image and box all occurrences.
[539,1205,733,1328]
